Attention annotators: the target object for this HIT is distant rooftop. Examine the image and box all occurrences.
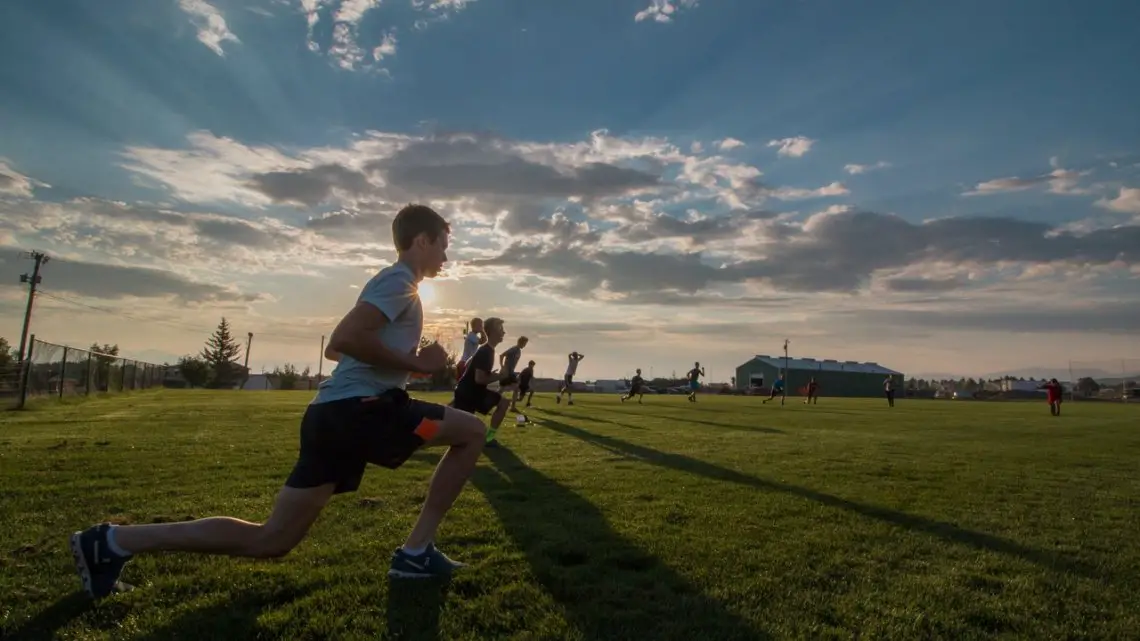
[748,355,902,375]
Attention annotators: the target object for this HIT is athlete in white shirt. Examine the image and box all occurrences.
[555,351,585,405]
[456,318,483,382]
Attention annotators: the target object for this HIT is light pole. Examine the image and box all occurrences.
[782,339,790,406]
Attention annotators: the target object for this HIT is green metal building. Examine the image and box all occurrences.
[735,355,904,398]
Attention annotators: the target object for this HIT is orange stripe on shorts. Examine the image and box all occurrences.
[413,418,441,442]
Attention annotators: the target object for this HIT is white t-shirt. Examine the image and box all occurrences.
[314,262,422,403]
[461,331,481,363]
[565,356,580,377]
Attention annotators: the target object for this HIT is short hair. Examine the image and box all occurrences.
[392,204,450,252]
[484,317,505,334]
[517,336,529,345]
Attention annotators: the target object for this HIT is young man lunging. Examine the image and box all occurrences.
[69,205,488,600]
[621,368,646,404]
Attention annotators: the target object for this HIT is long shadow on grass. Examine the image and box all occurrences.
[7,585,317,641]
[472,445,770,641]
[599,406,786,434]
[128,585,320,641]
[385,576,449,641]
[539,418,1098,579]
[3,592,91,641]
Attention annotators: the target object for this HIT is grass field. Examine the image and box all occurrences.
[1,391,1138,640]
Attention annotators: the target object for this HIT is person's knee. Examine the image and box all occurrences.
[251,524,304,558]
[440,407,486,445]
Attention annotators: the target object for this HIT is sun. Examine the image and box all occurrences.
[418,281,437,306]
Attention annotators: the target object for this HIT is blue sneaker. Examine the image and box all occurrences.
[388,543,466,579]
[70,523,132,599]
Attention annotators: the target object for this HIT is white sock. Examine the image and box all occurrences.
[106,525,132,556]
[402,544,427,556]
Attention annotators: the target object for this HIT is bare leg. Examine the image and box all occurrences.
[403,407,486,550]
[112,484,334,558]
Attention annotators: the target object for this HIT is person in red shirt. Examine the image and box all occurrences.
[803,377,819,404]
[1043,378,1063,416]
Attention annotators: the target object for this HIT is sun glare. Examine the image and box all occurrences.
[418,281,437,306]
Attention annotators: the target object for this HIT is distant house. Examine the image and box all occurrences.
[592,379,627,393]
[735,355,904,398]
[240,373,275,391]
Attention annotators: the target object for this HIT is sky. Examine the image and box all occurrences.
[1,0,1139,383]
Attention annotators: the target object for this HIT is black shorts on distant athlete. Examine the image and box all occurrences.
[452,388,502,416]
[285,389,446,495]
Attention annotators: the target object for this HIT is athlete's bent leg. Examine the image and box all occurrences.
[110,484,333,558]
[403,406,486,551]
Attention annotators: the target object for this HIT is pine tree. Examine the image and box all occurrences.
[201,317,242,388]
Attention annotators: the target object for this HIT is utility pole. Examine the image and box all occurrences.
[16,251,49,364]
[318,334,325,382]
[242,332,253,389]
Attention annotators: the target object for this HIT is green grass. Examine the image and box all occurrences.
[1,391,1138,640]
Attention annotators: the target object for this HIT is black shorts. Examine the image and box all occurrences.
[452,388,502,415]
[285,390,446,495]
[630,384,642,395]
[563,374,574,387]
[500,372,519,387]
[518,380,531,394]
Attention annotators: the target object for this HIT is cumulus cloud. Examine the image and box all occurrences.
[35,258,263,304]
[851,300,1140,335]
[178,0,241,56]
[717,138,745,151]
[963,158,1091,196]
[295,0,479,69]
[634,0,700,23]
[0,160,49,198]
[767,136,815,158]
[0,197,390,278]
[69,127,1139,335]
[1095,187,1140,215]
[470,208,1140,302]
[844,161,891,175]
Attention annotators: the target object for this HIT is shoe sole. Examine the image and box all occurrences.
[387,568,453,579]
[69,532,95,598]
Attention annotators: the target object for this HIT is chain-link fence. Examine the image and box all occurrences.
[1067,359,1140,401]
[7,337,167,409]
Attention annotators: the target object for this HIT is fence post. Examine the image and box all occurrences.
[17,334,35,410]
[85,351,94,395]
[59,346,69,399]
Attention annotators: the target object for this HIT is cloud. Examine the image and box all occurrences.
[471,208,1140,302]
[844,161,891,175]
[0,160,49,198]
[178,0,241,57]
[766,182,849,201]
[0,254,260,304]
[295,0,478,69]
[1095,187,1140,215]
[851,300,1140,335]
[634,0,700,23]
[963,158,1091,196]
[882,276,966,293]
[717,138,745,151]
[767,136,815,158]
[0,197,388,278]
[300,0,390,70]
[247,164,374,206]
[371,134,662,201]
